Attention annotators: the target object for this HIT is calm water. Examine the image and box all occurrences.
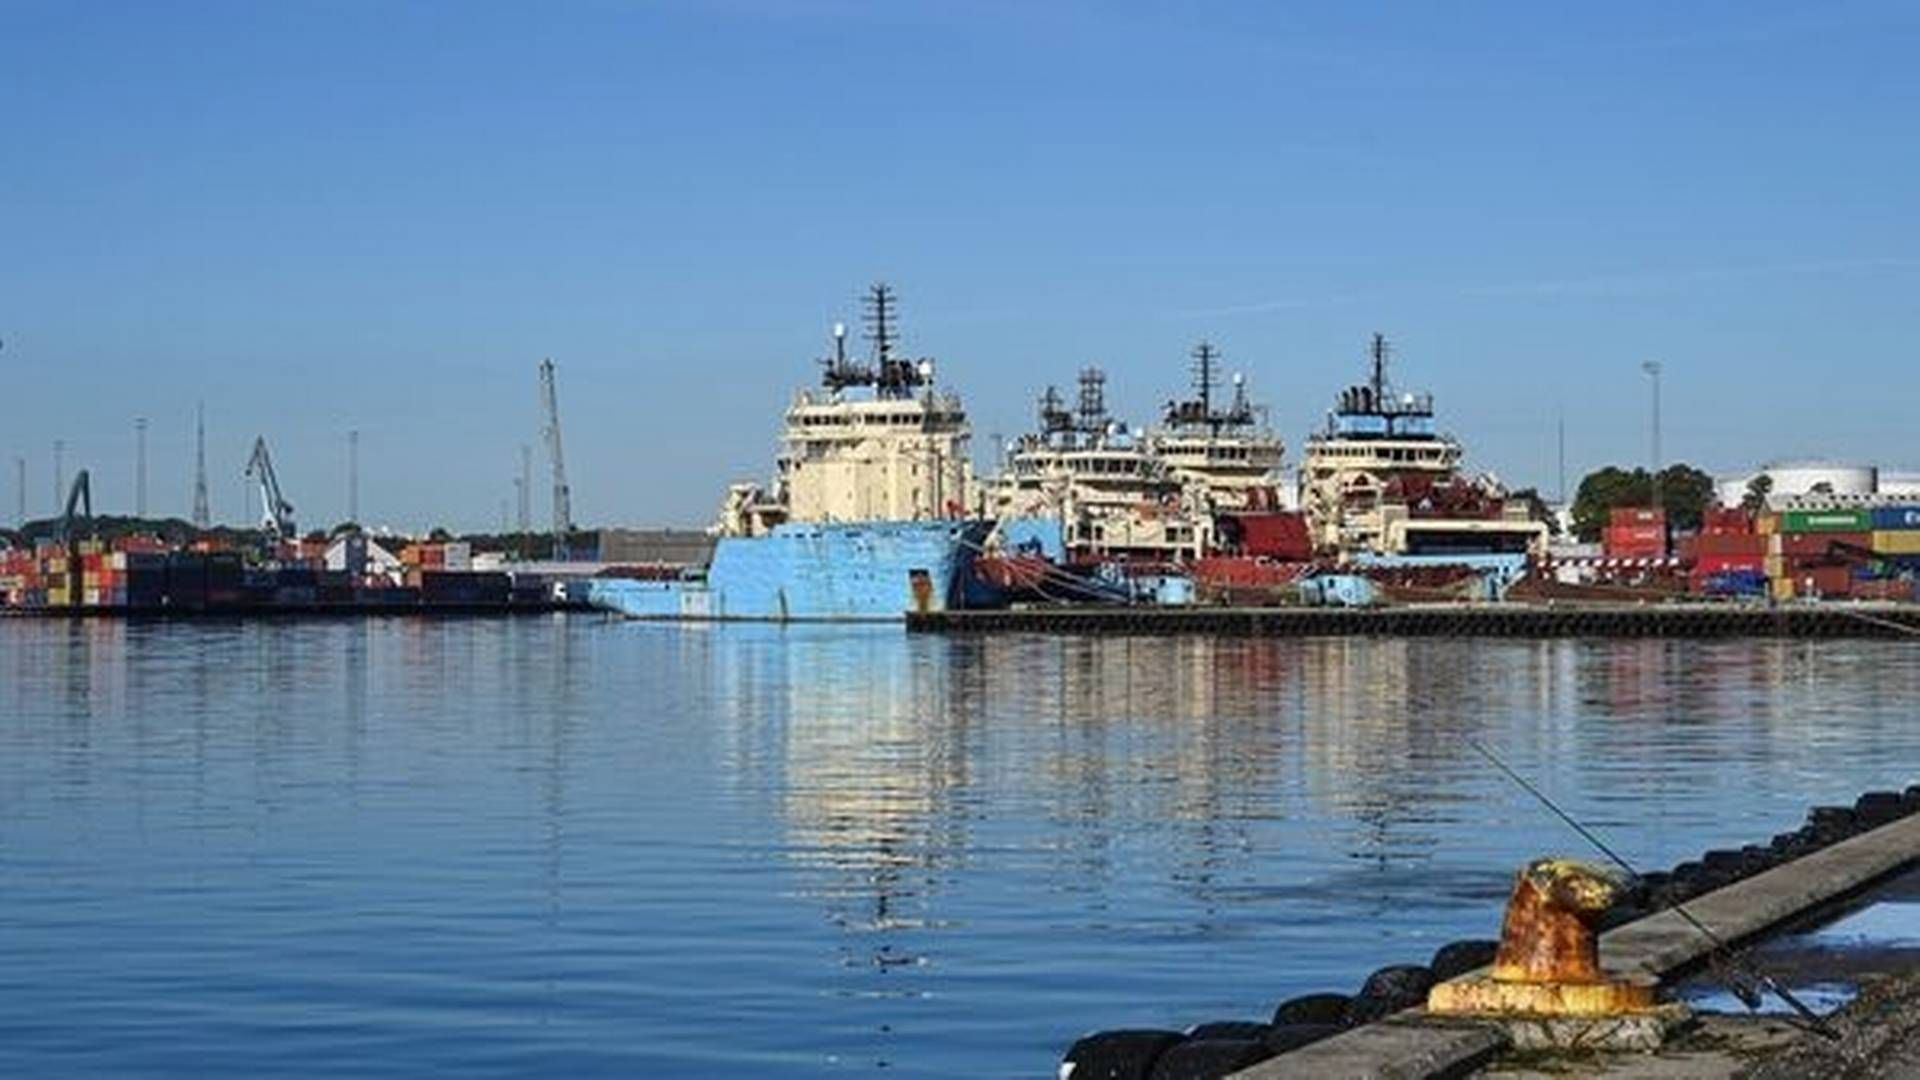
[3,618,1918,1077]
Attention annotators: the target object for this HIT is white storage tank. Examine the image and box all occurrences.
[1878,471,1920,499]
[1718,460,1877,506]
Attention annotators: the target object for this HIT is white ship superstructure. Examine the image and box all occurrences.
[1301,335,1544,557]
[718,284,974,538]
[1146,341,1287,511]
[989,368,1202,561]
[592,283,990,622]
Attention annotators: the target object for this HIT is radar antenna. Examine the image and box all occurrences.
[1038,385,1074,435]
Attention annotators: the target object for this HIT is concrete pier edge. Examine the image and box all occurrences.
[911,604,1920,639]
[1227,813,1920,1079]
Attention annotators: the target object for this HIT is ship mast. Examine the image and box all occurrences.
[1370,332,1390,407]
[1191,341,1218,425]
[1076,367,1109,437]
[866,282,896,365]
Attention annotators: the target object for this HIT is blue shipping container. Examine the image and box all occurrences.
[1871,506,1920,531]
[1703,570,1768,597]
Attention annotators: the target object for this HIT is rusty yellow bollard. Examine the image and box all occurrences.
[1428,858,1658,1018]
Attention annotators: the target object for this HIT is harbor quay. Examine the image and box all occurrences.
[910,603,1920,640]
[1062,786,1920,1080]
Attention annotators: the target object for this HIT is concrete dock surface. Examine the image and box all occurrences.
[1232,814,1920,1079]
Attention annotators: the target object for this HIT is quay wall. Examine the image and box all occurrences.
[913,604,1920,639]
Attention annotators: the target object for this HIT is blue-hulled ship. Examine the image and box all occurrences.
[590,284,990,622]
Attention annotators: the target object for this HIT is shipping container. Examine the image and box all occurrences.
[1776,532,1871,558]
[1611,507,1666,527]
[1786,564,1855,598]
[1782,509,1873,533]
[1693,553,1766,576]
[1856,579,1917,602]
[1701,507,1754,534]
[1696,569,1768,597]
[1872,507,1920,531]
[1694,533,1767,557]
[1872,530,1920,556]
[442,542,472,571]
[1603,523,1667,557]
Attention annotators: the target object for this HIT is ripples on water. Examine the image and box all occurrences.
[2,618,1917,1076]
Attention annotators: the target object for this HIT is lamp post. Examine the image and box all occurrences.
[1641,361,1663,511]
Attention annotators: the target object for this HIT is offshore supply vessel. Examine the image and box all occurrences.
[588,285,990,621]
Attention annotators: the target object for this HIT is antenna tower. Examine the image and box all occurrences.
[1191,341,1220,420]
[192,402,211,529]
[1370,333,1391,402]
[1076,367,1108,433]
[863,282,897,364]
[135,417,148,518]
[348,430,360,523]
[539,359,574,560]
[517,443,532,536]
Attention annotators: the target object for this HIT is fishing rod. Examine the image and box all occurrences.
[1463,736,1841,1040]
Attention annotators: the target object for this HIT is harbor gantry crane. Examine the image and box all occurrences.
[245,436,297,542]
[56,469,93,600]
[539,359,574,560]
[60,469,92,545]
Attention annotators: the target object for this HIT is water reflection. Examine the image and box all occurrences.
[3,620,1919,1078]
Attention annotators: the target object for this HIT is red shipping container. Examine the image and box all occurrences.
[1611,507,1667,527]
[1604,524,1667,557]
[1695,533,1767,557]
[1789,565,1854,597]
[1701,508,1753,534]
[1856,579,1917,602]
[1694,554,1766,575]
[1777,532,1870,558]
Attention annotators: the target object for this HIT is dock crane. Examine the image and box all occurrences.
[245,436,297,542]
[52,469,93,601]
[539,359,574,560]
[59,469,92,545]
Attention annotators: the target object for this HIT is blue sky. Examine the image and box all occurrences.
[4,1,1917,530]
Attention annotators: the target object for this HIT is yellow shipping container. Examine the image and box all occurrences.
[1757,512,1781,536]
[1764,555,1785,580]
[1873,530,1920,555]
[1771,575,1795,601]
[83,588,102,606]
[47,588,71,607]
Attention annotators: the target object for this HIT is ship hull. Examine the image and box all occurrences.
[588,520,989,622]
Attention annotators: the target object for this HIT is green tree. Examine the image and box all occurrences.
[1740,473,1773,513]
[1656,464,1715,532]
[1569,463,1715,541]
[1570,466,1642,541]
